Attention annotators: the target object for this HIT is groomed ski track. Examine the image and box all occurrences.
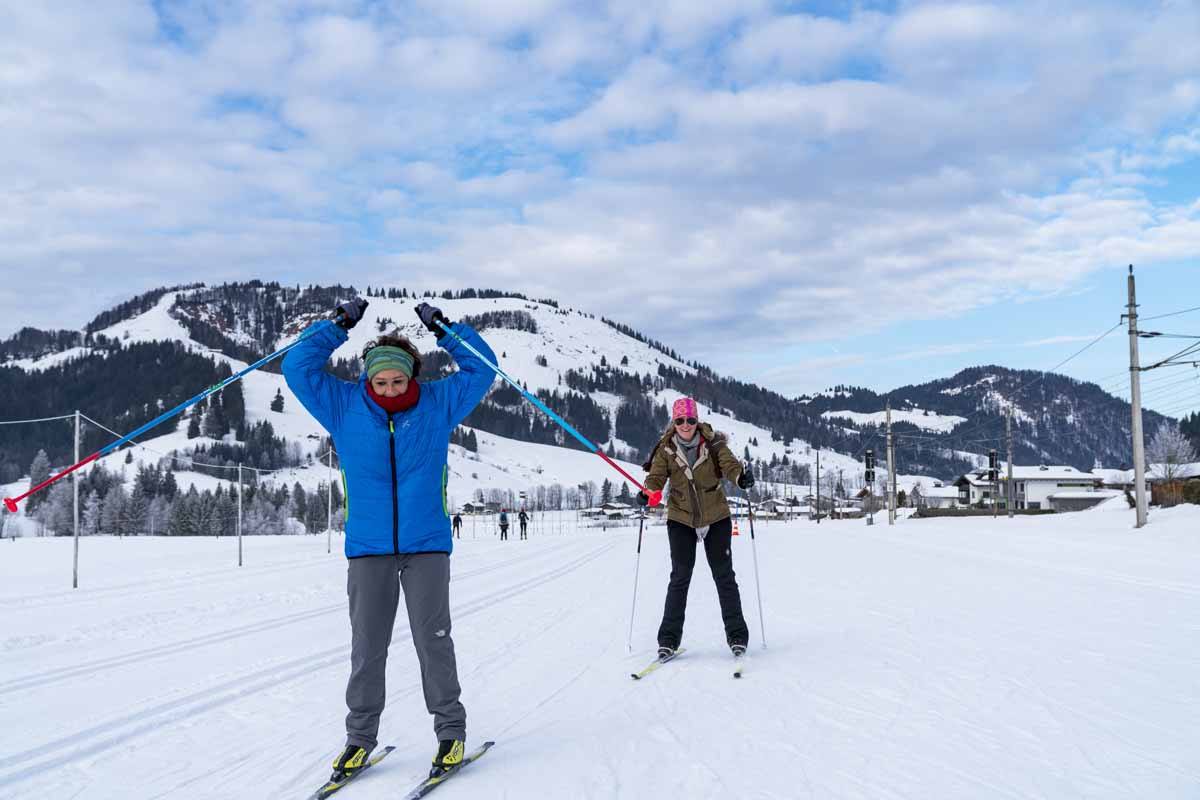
[2,507,1199,798]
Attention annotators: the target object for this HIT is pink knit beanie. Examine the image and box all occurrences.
[672,397,699,420]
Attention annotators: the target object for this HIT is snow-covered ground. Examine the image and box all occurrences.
[2,505,1198,799]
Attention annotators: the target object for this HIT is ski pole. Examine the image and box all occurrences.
[434,319,662,506]
[626,509,647,652]
[745,488,768,649]
[3,316,336,513]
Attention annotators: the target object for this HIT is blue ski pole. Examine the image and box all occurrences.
[432,318,663,506]
[5,314,338,512]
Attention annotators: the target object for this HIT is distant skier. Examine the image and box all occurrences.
[283,297,496,784]
[518,509,529,539]
[498,510,509,541]
[452,513,463,539]
[638,397,755,660]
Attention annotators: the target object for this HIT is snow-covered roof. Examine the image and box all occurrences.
[1146,462,1200,481]
[1089,463,1200,483]
[1008,465,1094,481]
[924,487,961,499]
[1090,468,1131,485]
[962,466,1095,485]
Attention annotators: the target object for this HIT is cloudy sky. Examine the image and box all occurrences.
[1,1,1198,415]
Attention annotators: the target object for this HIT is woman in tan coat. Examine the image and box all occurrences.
[638,397,755,659]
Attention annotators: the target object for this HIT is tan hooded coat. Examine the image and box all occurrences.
[643,422,744,529]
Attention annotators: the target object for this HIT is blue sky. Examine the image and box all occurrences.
[0,0,1197,417]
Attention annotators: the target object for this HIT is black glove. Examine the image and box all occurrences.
[333,298,368,330]
[415,302,451,335]
[737,469,755,490]
[636,491,650,507]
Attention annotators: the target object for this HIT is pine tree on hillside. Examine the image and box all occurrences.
[82,490,102,536]
[161,470,178,500]
[203,398,228,438]
[271,389,285,413]
[126,488,150,536]
[100,484,127,536]
[292,482,308,530]
[168,488,197,536]
[26,449,50,512]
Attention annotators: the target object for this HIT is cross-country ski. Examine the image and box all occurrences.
[306,746,396,800]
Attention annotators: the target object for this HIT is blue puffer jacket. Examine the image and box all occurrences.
[282,319,496,557]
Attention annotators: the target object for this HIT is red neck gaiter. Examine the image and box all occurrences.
[367,380,421,414]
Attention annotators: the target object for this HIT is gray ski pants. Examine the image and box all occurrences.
[345,553,466,749]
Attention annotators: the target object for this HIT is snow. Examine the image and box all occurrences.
[1092,468,1132,486]
[2,506,1199,798]
[4,346,91,372]
[1147,462,1200,481]
[822,408,967,433]
[961,465,1096,485]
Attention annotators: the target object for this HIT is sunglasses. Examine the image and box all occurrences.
[673,417,698,426]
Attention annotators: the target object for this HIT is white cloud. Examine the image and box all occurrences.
[1,0,1199,397]
[728,11,886,79]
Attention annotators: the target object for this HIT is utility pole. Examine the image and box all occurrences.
[865,448,876,526]
[1006,407,1014,519]
[237,463,243,567]
[886,404,896,525]
[1126,265,1149,527]
[992,451,999,519]
[73,410,80,589]
[815,451,821,524]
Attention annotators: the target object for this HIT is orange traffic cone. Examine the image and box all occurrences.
[732,518,740,536]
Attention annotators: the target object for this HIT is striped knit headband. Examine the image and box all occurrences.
[365,346,415,379]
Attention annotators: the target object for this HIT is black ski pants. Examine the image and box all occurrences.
[499,525,508,540]
[657,517,749,650]
[519,522,527,539]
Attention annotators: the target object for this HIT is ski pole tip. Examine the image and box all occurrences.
[3,497,17,513]
[647,490,662,507]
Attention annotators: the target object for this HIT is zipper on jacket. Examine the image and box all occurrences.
[388,415,399,555]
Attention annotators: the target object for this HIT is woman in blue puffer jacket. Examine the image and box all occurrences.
[283,298,495,784]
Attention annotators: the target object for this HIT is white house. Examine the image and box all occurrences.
[953,470,999,506]
[957,464,1099,510]
[920,486,962,509]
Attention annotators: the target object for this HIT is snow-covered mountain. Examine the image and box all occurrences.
[1,285,862,520]
[799,367,1173,475]
[3,283,1166,519]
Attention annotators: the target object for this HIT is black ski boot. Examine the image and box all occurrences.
[657,645,676,661]
[331,743,373,782]
[730,643,747,658]
[429,738,465,779]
